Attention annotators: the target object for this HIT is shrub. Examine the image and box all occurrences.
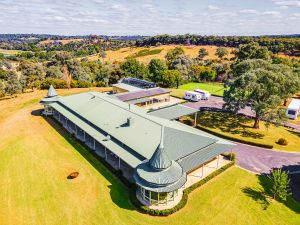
[222,152,236,162]
[70,80,92,88]
[277,138,288,146]
[269,168,290,201]
[40,78,67,89]
[96,81,106,87]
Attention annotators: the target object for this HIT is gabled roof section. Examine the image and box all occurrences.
[47,85,58,97]
[50,92,234,163]
[148,104,198,120]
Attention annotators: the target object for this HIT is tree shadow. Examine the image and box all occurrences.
[39,113,135,210]
[241,186,270,210]
[197,111,264,139]
[242,172,300,213]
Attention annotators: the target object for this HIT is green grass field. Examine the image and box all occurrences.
[189,111,300,152]
[179,82,225,97]
[0,90,300,225]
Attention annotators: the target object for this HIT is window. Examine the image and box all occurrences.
[288,110,296,116]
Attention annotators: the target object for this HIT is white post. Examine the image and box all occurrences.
[216,155,220,168]
[118,157,121,169]
[75,126,78,137]
[105,147,107,160]
[149,191,151,204]
[93,139,96,150]
[83,131,86,142]
[194,112,197,127]
[158,193,160,205]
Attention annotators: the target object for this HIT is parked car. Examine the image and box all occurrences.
[286,99,300,119]
[194,89,211,100]
[183,91,202,102]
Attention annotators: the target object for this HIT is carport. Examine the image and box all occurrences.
[148,104,199,125]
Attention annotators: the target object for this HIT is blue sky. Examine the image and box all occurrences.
[0,0,299,35]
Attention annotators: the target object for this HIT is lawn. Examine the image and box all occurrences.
[0,89,299,225]
[168,82,225,99]
[189,111,300,152]
[0,48,23,55]
[179,82,225,97]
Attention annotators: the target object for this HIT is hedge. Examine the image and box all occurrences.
[130,161,235,216]
[197,125,274,149]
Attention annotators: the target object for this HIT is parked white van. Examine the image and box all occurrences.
[286,99,300,119]
[194,89,211,100]
[183,91,202,102]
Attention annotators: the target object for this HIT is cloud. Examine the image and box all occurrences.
[207,5,220,10]
[261,11,280,15]
[272,0,300,7]
[239,9,259,14]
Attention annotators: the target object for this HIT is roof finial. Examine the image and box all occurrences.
[47,85,58,97]
[159,125,164,150]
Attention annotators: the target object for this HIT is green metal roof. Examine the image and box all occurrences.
[148,104,198,120]
[134,160,187,192]
[46,91,235,188]
[50,102,142,168]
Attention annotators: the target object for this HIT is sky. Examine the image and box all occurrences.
[0,0,300,36]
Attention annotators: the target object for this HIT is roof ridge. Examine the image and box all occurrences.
[89,92,163,127]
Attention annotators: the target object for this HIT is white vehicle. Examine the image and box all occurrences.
[183,91,202,102]
[194,89,211,100]
[286,99,300,119]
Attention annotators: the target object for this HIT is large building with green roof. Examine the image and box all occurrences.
[40,86,235,208]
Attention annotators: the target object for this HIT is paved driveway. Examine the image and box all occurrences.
[232,143,300,174]
[183,98,300,174]
[183,96,255,117]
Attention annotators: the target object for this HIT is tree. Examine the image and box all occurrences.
[0,80,5,97]
[223,59,298,129]
[235,42,271,61]
[191,65,216,81]
[120,58,149,79]
[215,47,229,59]
[268,169,290,201]
[148,59,167,83]
[169,55,194,80]
[55,51,73,87]
[165,46,185,67]
[4,71,22,95]
[161,70,182,88]
[198,48,208,60]
[46,66,63,79]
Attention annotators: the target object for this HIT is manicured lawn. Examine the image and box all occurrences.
[190,111,300,152]
[179,82,225,97]
[0,90,300,225]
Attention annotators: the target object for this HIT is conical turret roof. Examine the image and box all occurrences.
[149,126,172,170]
[47,85,58,97]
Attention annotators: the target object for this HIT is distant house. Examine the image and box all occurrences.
[40,86,235,209]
